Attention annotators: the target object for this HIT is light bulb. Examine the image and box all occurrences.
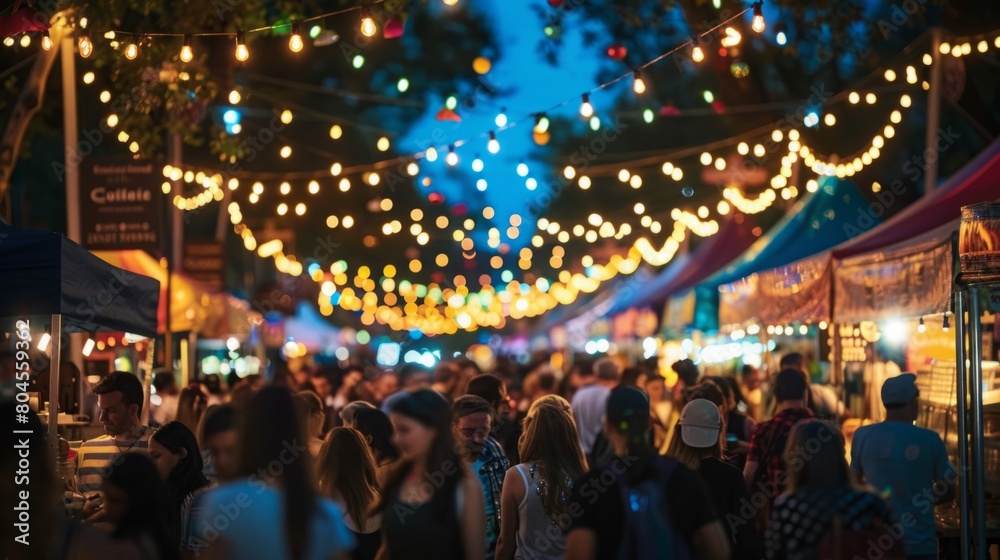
[446,146,458,166]
[534,114,549,134]
[20,34,30,48]
[692,44,704,62]
[83,338,95,357]
[579,94,593,118]
[38,333,51,352]
[180,35,193,62]
[776,31,787,45]
[487,131,500,154]
[495,109,507,128]
[918,317,926,333]
[42,32,53,51]
[289,23,303,52]
[426,146,438,162]
[124,36,139,60]
[751,2,765,33]
[360,8,377,38]
[633,70,646,94]
[78,33,93,58]
[235,32,249,61]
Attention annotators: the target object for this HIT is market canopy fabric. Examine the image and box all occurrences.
[719,253,832,327]
[705,178,881,287]
[0,221,160,336]
[833,135,1000,260]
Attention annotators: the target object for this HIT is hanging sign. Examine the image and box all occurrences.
[79,158,162,252]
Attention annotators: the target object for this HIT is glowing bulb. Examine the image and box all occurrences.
[692,45,704,62]
[751,2,765,33]
[289,23,303,52]
[446,146,458,166]
[426,147,438,162]
[377,136,390,151]
[295,203,306,216]
[580,94,593,118]
[280,146,292,158]
[487,132,500,154]
[180,35,193,62]
[632,70,646,94]
[82,71,95,84]
[700,152,712,166]
[534,114,550,134]
[41,32,53,51]
[517,162,529,177]
[848,91,860,104]
[37,333,50,352]
[20,34,30,48]
[360,8,377,38]
[277,203,288,215]
[308,181,319,194]
[737,142,749,155]
[280,182,291,195]
[866,93,877,104]
[472,157,484,172]
[107,114,119,127]
[824,113,836,126]
[776,31,787,45]
[235,32,249,61]
[124,36,139,60]
[78,34,93,58]
[329,124,343,139]
[100,90,111,103]
[884,69,896,82]
[495,110,508,127]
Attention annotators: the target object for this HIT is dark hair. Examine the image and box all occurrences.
[537,371,558,392]
[151,422,209,540]
[294,391,324,417]
[379,389,464,523]
[780,352,805,370]
[103,454,178,558]
[452,395,493,421]
[152,372,177,392]
[200,404,236,445]
[783,420,851,493]
[93,371,145,416]
[620,367,646,387]
[671,359,700,386]
[774,368,809,403]
[433,362,461,384]
[685,381,725,409]
[717,376,747,407]
[353,407,400,462]
[238,386,316,560]
[465,373,506,408]
[318,428,379,528]
[740,364,757,377]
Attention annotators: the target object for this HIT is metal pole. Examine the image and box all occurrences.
[48,315,62,451]
[164,133,182,376]
[60,37,85,414]
[954,290,970,560]
[966,289,987,560]
[924,27,944,195]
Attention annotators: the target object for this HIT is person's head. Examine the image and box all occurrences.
[594,358,622,387]
[881,373,919,422]
[620,367,648,388]
[433,362,464,398]
[93,372,144,436]
[452,395,493,461]
[238,386,316,560]
[603,385,651,458]
[684,380,727,413]
[740,364,763,391]
[353,407,399,463]
[176,387,207,434]
[294,365,312,387]
[465,373,510,416]
[783,420,851,493]
[339,366,365,395]
[202,373,222,395]
[339,400,376,427]
[667,399,723,470]
[644,374,667,402]
[101,453,174,549]
[773,368,809,408]
[570,360,594,387]
[671,359,700,388]
[398,364,432,391]
[518,395,588,519]
[717,375,747,409]
[152,372,178,396]
[388,389,455,464]
[372,371,399,402]
[780,352,806,374]
[534,371,558,399]
[150,421,207,501]
[294,391,325,439]
[310,371,332,400]
[201,405,238,482]
[317,427,379,525]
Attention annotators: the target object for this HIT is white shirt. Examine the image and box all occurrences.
[571,384,610,454]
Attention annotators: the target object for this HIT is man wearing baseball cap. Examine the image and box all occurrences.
[850,373,956,560]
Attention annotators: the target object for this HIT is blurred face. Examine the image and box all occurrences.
[207,430,238,482]
[743,368,762,391]
[312,376,332,399]
[148,437,184,480]
[455,412,491,460]
[645,379,665,402]
[343,370,364,392]
[496,385,511,416]
[97,392,137,437]
[101,481,130,525]
[375,375,399,401]
[391,413,436,462]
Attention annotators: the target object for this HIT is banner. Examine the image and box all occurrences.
[80,158,162,252]
[183,240,225,291]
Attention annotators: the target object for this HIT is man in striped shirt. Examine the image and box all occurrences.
[69,371,152,519]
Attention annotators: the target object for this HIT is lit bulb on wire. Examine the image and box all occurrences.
[579,94,593,118]
[495,108,508,128]
[41,31,53,51]
[235,32,249,61]
[289,22,303,52]
[487,131,500,154]
[124,35,139,60]
[534,114,549,134]
[360,7,377,38]
[691,44,705,62]
[918,317,926,333]
[632,70,646,94]
[180,35,193,62]
[446,145,459,166]
[751,1,765,33]
[78,32,93,58]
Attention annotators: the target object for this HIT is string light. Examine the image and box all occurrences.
[691,44,705,62]
[579,94,593,118]
[124,35,140,60]
[534,114,550,134]
[488,131,500,154]
[235,32,249,61]
[180,35,193,62]
[360,7,378,38]
[446,145,459,166]
[918,317,926,333]
[751,1,765,33]
[632,70,646,94]
[289,22,304,52]
[41,31,53,51]
[495,109,508,127]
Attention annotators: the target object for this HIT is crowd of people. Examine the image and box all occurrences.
[1,349,958,560]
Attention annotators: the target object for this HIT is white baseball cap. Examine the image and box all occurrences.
[679,399,721,449]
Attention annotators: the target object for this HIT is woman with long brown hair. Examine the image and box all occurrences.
[495,395,588,560]
[193,386,354,559]
[317,427,382,560]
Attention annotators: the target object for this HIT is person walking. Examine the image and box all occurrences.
[495,395,588,560]
[570,358,620,460]
[353,407,402,489]
[850,374,956,560]
[101,454,178,560]
[318,427,383,560]
[148,422,209,554]
[379,389,486,560]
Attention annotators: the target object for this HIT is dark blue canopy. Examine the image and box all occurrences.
[0,221,160,336]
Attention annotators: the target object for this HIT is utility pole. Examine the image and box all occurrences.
[924,28,943,195]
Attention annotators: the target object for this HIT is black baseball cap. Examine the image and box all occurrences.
[606,386,650,431]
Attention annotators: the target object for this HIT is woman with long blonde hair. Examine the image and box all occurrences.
[495,395,588,560]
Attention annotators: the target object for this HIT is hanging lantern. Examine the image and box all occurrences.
[606,43,627,60]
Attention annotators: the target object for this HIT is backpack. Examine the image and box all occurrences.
[614,455,694,560]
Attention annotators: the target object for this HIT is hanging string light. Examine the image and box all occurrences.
[487,131,500,154]
[691,41,705,62]
[289,22,304,52]
[534,114,550,134]
[751,1,766,33]
[446,145,459,166]
[41,31,53,51]
[579,94,593,118]
[124,34,139,60]
[179,35,193,62]
[78,31,93,58]
[235,32,249,61]
[632,70,646,94]
[360,7,378,38]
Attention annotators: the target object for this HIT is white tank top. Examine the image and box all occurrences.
[513,463,568,560]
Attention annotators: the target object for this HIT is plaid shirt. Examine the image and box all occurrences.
[747,406,814,494]
[476,436,509,558]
